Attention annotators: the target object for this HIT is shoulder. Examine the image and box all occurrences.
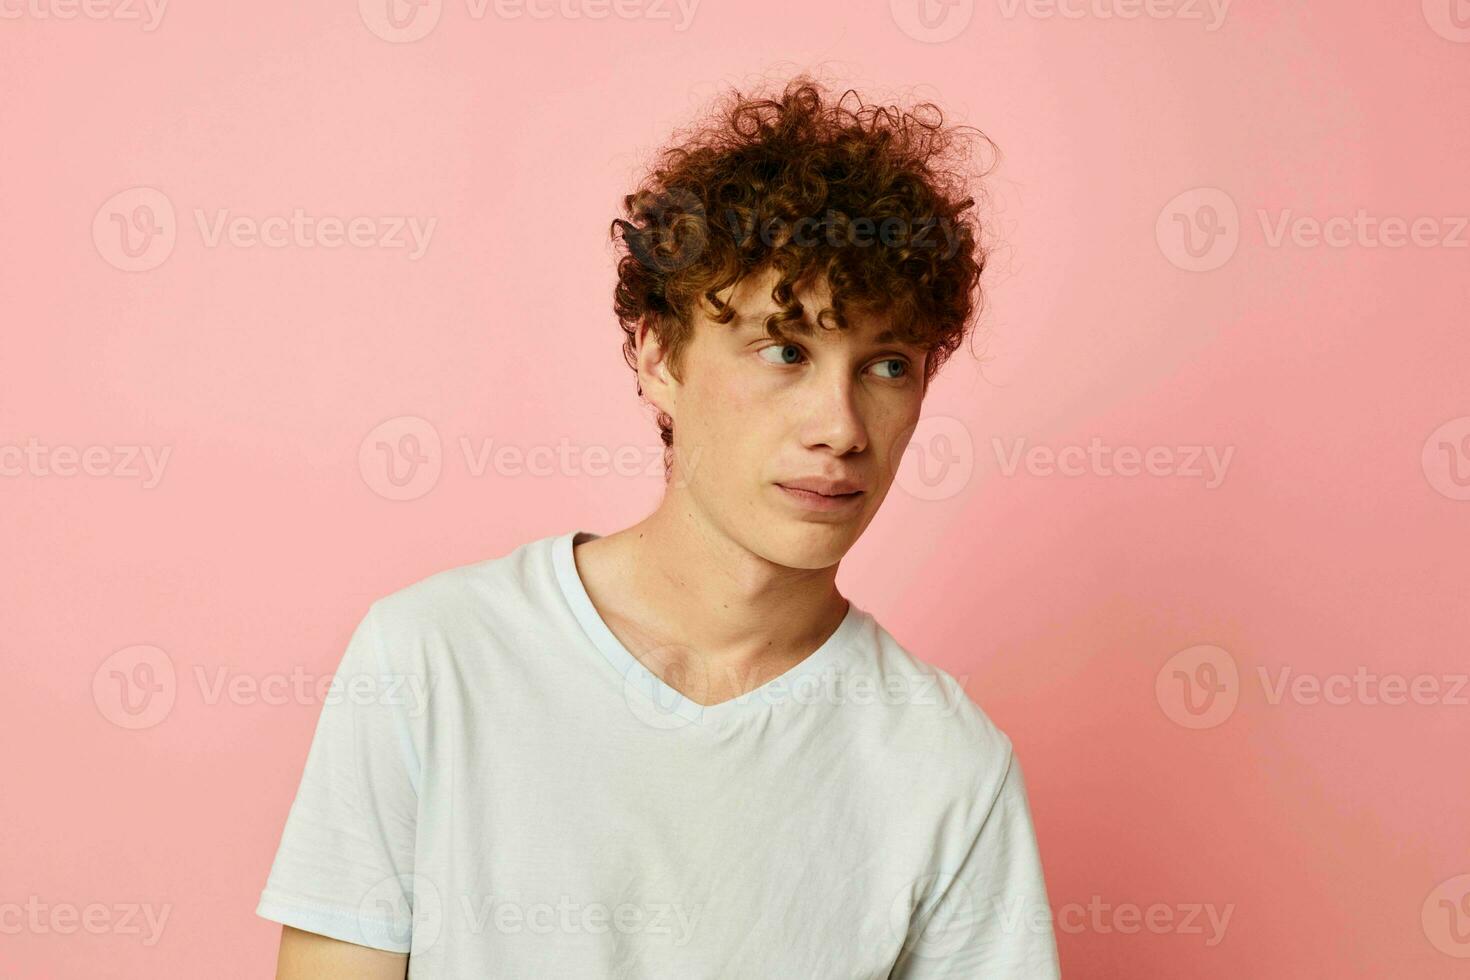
[359,533,558,657]
[848,612,1017,802]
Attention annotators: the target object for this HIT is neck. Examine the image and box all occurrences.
[576,488,850,670]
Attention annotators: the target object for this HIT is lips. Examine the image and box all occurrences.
[773,478,866,513]
[775,477,865,496]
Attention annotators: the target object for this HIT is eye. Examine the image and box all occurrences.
[869,358,909,380]
[757,343,805,365]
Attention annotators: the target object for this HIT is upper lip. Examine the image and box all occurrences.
[777,477,865,496]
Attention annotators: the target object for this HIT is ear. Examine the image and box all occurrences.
[634,315,679,418]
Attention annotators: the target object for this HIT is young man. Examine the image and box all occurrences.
[257,77,1061,978]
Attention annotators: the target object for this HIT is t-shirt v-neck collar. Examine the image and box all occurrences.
[551,529,865,729]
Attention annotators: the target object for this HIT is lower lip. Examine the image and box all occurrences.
[775,484,865,513]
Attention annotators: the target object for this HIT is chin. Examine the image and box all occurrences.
[749,520,860,571]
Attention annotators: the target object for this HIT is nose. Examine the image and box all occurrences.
[798,371,868,456]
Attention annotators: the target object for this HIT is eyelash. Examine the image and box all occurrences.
[757,342,910,380]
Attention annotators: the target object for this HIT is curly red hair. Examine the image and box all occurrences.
[610,74,997,452]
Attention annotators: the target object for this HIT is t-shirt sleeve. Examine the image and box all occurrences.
[890,746,1061,979]
[254,601,422,953]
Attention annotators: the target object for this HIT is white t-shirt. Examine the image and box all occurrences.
[256,530,1060,978]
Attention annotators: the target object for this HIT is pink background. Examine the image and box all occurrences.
[3,1,1468,976]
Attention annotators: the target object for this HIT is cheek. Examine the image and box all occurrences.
[872,399,923,463]
[669,368,748,492]
[685,359,765,442]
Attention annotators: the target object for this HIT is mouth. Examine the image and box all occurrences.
[774,482,866,513]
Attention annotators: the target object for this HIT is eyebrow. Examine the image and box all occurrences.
[736,311,905,345]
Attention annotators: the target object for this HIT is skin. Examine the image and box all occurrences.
[573,264,928,706]
[274,925,407,979]
[272,264,931,973]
